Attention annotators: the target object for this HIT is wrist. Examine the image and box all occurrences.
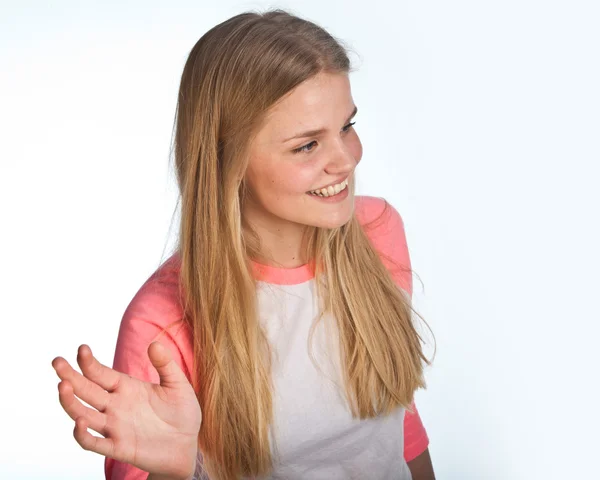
[147,441,198,480]
[147,474,194,480]
[147,453,197,480]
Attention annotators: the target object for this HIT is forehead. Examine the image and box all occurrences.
[258,72,353,143]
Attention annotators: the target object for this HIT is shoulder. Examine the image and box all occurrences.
[120,253,186,336]
[127,253,184,317]
[355,195,404,231]
[354,195,413,297]
[113,252,193,382]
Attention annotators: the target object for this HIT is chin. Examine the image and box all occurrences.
[306,208,355,230]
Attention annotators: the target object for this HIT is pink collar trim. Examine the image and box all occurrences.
[169,251,317,286]
[250,259,316,285]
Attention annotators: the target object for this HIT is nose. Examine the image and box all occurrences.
[324,138,359,175]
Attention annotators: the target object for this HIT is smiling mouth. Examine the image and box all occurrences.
[306,177,349,197]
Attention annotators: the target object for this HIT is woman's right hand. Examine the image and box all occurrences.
[52,342,202,480]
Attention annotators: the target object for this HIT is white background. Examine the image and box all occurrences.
[1,0,599,478]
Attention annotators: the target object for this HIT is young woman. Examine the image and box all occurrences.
[52,9,435,480]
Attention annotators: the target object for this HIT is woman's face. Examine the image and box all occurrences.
[244,71,362,233]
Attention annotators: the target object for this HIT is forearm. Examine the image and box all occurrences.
[407,447,436,480]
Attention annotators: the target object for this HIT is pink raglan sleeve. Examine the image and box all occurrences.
[104,256,195,480]
[355,196,430,462]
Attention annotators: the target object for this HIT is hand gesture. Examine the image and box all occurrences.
[52,342,202,480]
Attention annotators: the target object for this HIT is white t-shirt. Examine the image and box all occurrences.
[239,278,412,479]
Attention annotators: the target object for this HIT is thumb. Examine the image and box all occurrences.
[147,341,188,388]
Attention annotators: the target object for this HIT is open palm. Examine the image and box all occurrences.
[52,342,201,480]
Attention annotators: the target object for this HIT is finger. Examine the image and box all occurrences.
[73,417,116,460]
[52,356,110,412]
[58,380,107,436]
[147,341,189,388]
[77,345,121,392]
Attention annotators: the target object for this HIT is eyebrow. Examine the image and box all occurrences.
[282,105,358,143]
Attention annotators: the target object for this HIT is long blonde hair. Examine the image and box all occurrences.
[170,9,433,479]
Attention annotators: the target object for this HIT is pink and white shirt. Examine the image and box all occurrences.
[105,195,429,480]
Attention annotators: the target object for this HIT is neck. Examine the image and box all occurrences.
[251,224,312,268]
[243,215,313,269]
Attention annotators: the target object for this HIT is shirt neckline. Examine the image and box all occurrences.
[250,258,316,285]
[169,251,317,286]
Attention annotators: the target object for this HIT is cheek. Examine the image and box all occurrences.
[274,168,315,196]
[255,163,314,198]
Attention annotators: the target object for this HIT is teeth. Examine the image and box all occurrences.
[308,178,349,197]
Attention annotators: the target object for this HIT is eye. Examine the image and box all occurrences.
[291,121,356,155]
[342,121,356,133]
[292,140,317,154]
